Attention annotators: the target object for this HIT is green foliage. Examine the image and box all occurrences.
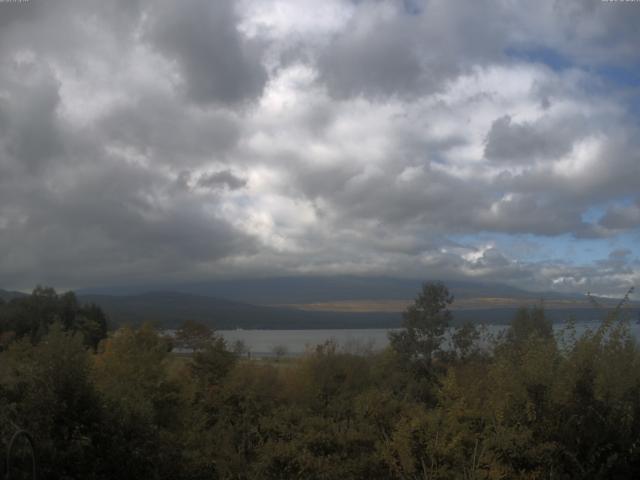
[450,321,482,361]
[388,282,454,404]
[2,282,640,479]
[0,324,103,479]
[506,304,553,346]
[175,319,216,351]
[91,323,185,479]
[389,282,454,367]
[190,335,237,387]
[0,286,108,349]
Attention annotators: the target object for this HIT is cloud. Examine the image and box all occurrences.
[0,61,63,173]
[145,0,268,105]
[0,0,638,294]
[197,170,248,190]
[484,114,584,163]
[315,0,507,99]
[600,201,640,231]
[0,154,257,288]
[98,93,242,166]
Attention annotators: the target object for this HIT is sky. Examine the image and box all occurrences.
[0,0,639,296]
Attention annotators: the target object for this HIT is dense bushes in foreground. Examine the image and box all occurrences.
[1,284,640,479]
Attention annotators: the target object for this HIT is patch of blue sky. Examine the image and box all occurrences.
[589,64,640,122]
[595,64,640,88]
[504,46,572,71]
[581,204,607,224]
[505,46,640,122]
[402,0,424,15]
[505,45,640,85]
[582,197,637,224]
[449,231,639,266]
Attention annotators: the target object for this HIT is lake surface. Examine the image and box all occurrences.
[218,321,640,357]
[219,328,394,356]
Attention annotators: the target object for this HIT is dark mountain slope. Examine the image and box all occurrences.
[78,276,583,304]
[78,291,400,329]
[0,289,28,301]
[77,290,638,330]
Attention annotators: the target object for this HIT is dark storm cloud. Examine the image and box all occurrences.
[484,115,583,163]
[145,0,268,105]
[0,0,260,288]
[0,0,41,28]
[317,12,425,99]
[197,170,247,190]
[0,59,66,174]
[0,0,143,61]
[315,0,506,99]
[4,88,62,175]
[0,155,257,288]
[600,202,640,231]
[99,94,241,166]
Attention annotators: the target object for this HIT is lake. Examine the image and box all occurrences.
[218,320,640,357]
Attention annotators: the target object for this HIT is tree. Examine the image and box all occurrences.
[77,302,109,350]
[0,324,103,479]
[272,344,288,362]
[175,320,215,352]
[506,304,552,346]
[389,282,454,369]
[451,321,481,361]
[232,339,250,357]
[92,324,183,479]
[190,336,237,387]
[0,287,108,348]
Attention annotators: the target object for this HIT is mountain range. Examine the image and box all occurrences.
[77,276,581,304]
[3,277,636,329]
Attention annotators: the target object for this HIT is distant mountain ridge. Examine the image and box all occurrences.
[77,291,401,329]
[0,288,27,301]
[75,290,638,330]
[77,276,585,305]
[5,278,636,329]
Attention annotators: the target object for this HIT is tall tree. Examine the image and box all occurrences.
[0,287,108,348]
[389,282,454,371]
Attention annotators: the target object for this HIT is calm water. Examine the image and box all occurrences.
[219,328,394,356]
[218,321,640,357]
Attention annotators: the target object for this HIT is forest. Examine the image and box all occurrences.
[1,283,640,479]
